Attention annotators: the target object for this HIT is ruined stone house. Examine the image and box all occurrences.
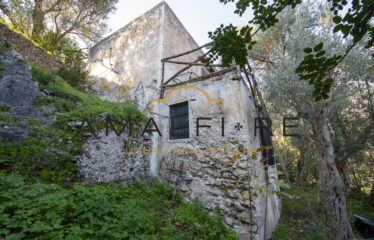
[85,2,281,239]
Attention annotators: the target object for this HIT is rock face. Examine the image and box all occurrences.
[77,127,152,185]
[0,48,151,187]
[0,49,42,142]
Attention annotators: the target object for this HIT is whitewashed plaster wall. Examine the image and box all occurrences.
[86,2,206,105]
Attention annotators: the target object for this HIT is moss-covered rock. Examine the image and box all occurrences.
[0,49,146,186]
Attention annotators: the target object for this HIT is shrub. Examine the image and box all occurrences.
[57,65,88,90]
[0,173,238,240]
[39,31,89,90]
[31,63,57,85]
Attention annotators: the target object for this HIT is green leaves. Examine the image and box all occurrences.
[0,173,238,239]
[208,24,255,67]
[296,43,342,101]
[209,0,304,67]
[315,50,326,57]
[313,43,323,52]
[333,16,342,24]
[330,0,374,53]
[213,0,374,102]
[304,48,313,54]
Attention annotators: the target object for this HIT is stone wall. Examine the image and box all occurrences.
[0,23,61,72]
[86,2,164,104]
[77,125,152,185]
[152,71,281,239]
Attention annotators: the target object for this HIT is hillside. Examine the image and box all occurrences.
[0,46,238,239]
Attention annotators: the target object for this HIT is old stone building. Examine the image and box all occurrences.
[86,2,281,240]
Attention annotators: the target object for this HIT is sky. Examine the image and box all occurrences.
[107,0,253,46]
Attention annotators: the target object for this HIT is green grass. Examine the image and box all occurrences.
[0,104,12,124]
[0,104,10,112]
[0,44,7,71]
[0,172,238,240]
[0,44,8,53]
[0,44,8,72]
[30,62,147,122]
[272,184,325,240]
[272,184,374,240]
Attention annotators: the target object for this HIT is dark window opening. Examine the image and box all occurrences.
[170,102,189,139]
[259,119,275,165]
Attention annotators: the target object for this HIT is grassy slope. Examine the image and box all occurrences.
[272,184,374,240]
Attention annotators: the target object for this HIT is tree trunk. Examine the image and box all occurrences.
[369,184,374,207]
[296,146,306,188]
[31,0,44,42]
[278,154,290,183]
[312,103,354,240]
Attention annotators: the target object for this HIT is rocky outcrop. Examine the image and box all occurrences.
[0,48,151,186]
[77,125,152,185]
[0,23,61,72]
[0,50,151,185]
[0,49,43,142]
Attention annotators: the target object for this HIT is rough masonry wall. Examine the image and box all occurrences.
[0,23,61,72]
[74,112,153,184]
[77,129,152,185]
[152,72,281,239]
[239,78,281,239]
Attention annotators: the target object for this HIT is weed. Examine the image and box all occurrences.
[0,173,238,239]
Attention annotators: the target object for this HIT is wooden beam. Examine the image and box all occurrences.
[164,67,236,88]
[161,41,213,61]
[163,60,225,68]
[159,61,165,98]
[242,69,256,99]
[162,51,210,86]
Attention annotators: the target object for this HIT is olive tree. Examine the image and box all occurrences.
[0,0,118,44]
[246,4,373,239]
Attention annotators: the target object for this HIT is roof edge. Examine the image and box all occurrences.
[90,1,203,57]
[160,1,202,52]
[90,1,167,56]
